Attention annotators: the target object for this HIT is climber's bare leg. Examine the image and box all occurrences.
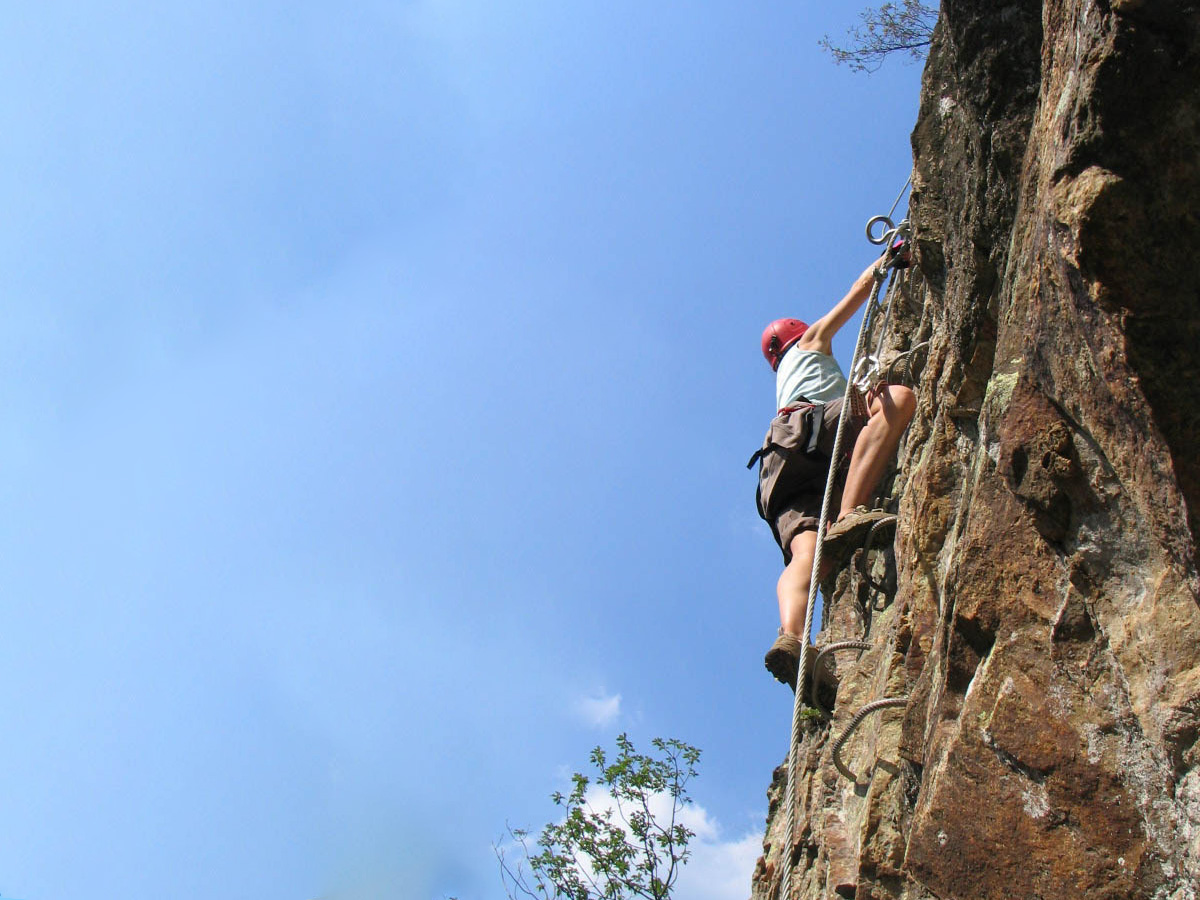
[778,385,915,636]
[838,384,916,518]
[778,529,821,636]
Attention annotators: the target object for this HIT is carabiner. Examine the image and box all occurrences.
[851,354,880,391]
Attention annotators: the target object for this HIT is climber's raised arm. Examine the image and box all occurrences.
[795,259,884,355]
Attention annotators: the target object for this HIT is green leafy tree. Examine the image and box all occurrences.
[820,1,938,74]
[497,735,701,900]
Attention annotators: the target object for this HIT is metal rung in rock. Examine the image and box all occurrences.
[811,641,874,720]
[832,697,910,782]
[858,515,898,601]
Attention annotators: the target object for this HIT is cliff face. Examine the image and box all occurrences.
[752,2,1200,898]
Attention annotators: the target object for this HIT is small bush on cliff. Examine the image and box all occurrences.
[820,1,937,74]
[497,734,701,900]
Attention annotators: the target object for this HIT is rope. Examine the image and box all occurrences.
[776,193,914,899]
[779,263,895,900]
[886,177,913,223]
[832,697,910,782]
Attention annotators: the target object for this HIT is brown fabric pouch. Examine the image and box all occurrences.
[748,397,868,543]
[749,403,829,522]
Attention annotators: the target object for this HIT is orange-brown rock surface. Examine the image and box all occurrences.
[751,2,1200,898]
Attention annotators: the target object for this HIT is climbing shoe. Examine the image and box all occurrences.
[823,507,896,561]
[807,648,840,712]
[765,633,841,705]
[764,631,803,688]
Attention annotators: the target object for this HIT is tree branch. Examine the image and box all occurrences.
[820,1,937,74]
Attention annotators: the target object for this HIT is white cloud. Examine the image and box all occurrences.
[639,791,762,900]
[574,691,622,728]
[569,786,762,900]
[675,829,763,900]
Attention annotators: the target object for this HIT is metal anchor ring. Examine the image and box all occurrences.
[866,215,896,245]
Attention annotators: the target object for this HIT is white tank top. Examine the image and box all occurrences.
[775,348,847,409]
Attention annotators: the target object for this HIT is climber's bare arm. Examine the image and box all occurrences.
[795,259,883,355]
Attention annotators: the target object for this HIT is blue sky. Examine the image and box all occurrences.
[0,3,922,898]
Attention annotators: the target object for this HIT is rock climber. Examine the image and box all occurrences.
[754,257,916,690]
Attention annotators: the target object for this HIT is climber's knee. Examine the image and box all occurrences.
[869,383,916,426]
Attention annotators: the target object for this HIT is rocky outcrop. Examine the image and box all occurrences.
[752,2,1200,898]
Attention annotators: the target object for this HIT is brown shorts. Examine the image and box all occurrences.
[769,398,866,564]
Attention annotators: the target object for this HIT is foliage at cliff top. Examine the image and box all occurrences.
[821,1,937,73]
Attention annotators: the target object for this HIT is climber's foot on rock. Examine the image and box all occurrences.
[823,507,896,561]
[765,631,803,689]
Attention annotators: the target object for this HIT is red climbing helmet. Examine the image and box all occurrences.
[761,318,808,371]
